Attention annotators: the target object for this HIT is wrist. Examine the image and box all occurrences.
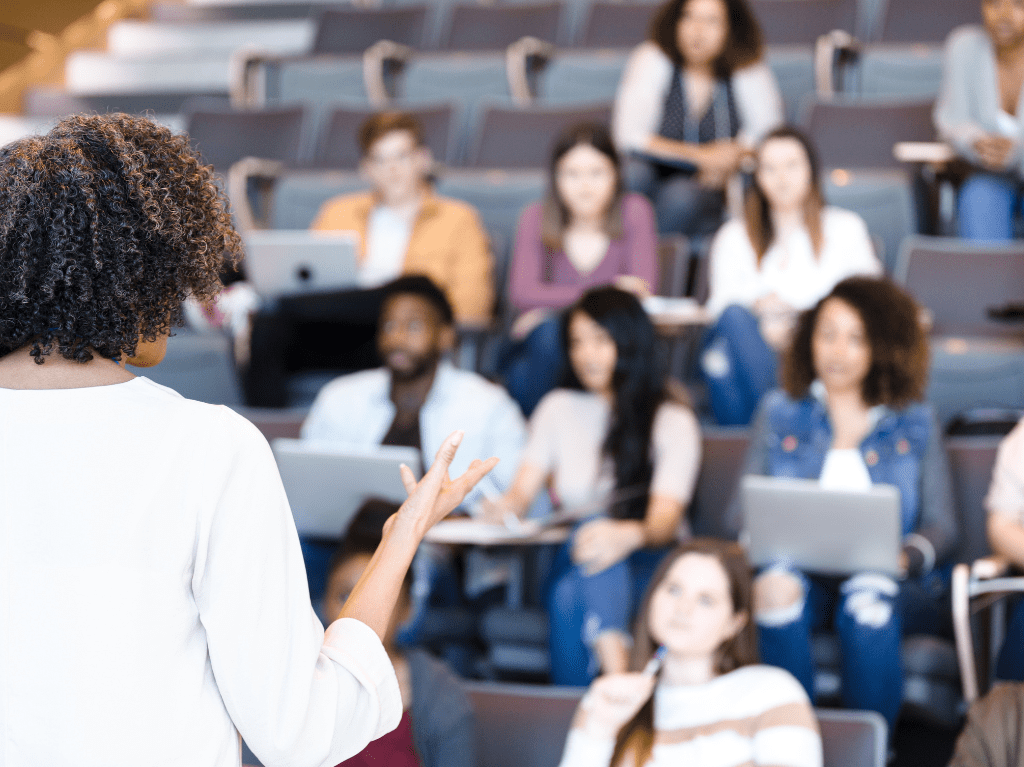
[620,520,647,552]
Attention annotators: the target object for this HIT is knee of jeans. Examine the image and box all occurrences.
[701,335,732,379]
[840,573,898,629]
[622,156,656,193]
[754,567,806,627]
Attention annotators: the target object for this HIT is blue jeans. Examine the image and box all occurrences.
[701,305,778,426]
[545,541,667,685]
[501,316,564,417]
[996,598,1024,681]
[623,154,725,236]
[757,568,949,734]
[958,172,1024,241]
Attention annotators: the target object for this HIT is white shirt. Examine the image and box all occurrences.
[986,416,1024,526]
[559,665,821,767]
[521,389,702,514]
[820,449,873,492]
[612,41,784,153]
[0,377,400,767]
[301,362,527,506]
[359,205,412,288]
[705,207,883,319]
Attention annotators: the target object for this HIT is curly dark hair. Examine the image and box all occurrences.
[782,276,929,409]
[649,0,764,77]
[0,113,242,364]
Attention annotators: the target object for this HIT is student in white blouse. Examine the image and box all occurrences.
[700,127,882,425]
[0,114,495,767]
[612,0,783,235]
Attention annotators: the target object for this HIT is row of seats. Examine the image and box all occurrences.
[184,95,935,172]
[152,0,973,46]
[239,681,886,767]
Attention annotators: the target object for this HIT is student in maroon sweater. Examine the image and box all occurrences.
[324,544,476,767]
[502,122,659,415]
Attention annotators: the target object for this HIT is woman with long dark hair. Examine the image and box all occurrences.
[557,539,820,767]
[483,286,700,683]
[700,126,881,425]
[613,0,783,235]
[503,122,659,416]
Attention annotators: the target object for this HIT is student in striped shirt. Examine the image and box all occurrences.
[558,538,821,767]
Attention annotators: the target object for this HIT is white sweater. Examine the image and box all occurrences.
[705,206,883,319]
[0,377,400,767]
[612,41,784,153]
[559,665,821,767]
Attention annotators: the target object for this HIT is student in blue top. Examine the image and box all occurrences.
[725,276,958,734]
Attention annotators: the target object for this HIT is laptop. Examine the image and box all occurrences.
[243,230,359,300]
[740,475,903,576]
[271,438,422,538]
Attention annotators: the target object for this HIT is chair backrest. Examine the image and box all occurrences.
[269,169,369,229]
[24,87,226,118]
[186,105,306,172]
[442,2,561,51]
[690,427,750,539]
[435,169,546,300]
[822,168,916,275]
[106,19,314,56]
[467,103,612,169]
[750,0,857,45]
[465,681,584,767]
[803,97,935,170]
[467,684,886,767]
[154,2,337,22]
[857,44,944,99]
[879,0,981,44]
[817,708,887,767]
[766,44,815,125]
[64,51,235,95]
[312,6,429,54]
[895,236,1024,338]
[947,435,1001,564]
[574,2,658,48]
[537,49,629,105]
[315,102,456,168]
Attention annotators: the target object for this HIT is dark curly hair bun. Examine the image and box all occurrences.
[0,112,242,364]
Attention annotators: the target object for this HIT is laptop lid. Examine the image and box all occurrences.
[740,475,902,576]
[244,230,359,300]
[271,438,422,538]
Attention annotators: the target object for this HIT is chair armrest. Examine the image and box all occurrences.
[972,555,1011,581]
[506,36,556,106]
[363,40,414,107]
[227,157,285,232]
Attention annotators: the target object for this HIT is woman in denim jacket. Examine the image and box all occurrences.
[724,276,958,734]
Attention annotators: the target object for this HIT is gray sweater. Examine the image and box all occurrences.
[407,649,476,767]
[935,25,1024,174]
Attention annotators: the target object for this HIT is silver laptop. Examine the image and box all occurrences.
[741,475,902,576]
[271,438,422,538]
[244,230,359,299]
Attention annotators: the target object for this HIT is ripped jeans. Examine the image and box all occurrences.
[756,567,949,733]
[545,543,667,685]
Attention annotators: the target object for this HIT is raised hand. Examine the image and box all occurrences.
[393,430,500,538]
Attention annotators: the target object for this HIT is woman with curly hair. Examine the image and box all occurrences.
[0,113,495,767]
[724,276,958,734]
